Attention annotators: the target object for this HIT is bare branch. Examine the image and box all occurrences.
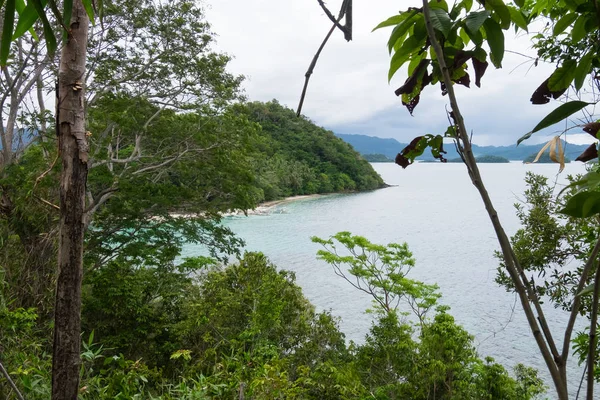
[563,238,600,360]
[297,0,352,116]
[317,0,347,33]
[83,187,119,227]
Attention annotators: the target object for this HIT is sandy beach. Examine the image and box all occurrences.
[223,194,323,217]
[169,194,323,219]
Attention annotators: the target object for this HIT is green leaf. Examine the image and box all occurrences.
[429,0,449,12]
[560,190,600,218]
[14,0,25,12]
[553,13,578,36]
[486,0,511,29]
[30,0,57,58]
[465,10,490,34]
[63,0,72,28]
[508,6,528,31]
[514,0,524,7]
[388,35,427,82]
[459,27,471,45]
[548,59,577,91]
[407,51,426,75]
[577,283,595,297]
[82,0,95,25]
[516,131,533,146]
[527,101,591,136]
[1,0,16,66]
[373,14,407,31]
[483,18,504,68]
[12,0,47,40]
[387,10,420,53]
[571,15,589,42]
[574,52,592,91]
[429,8,452,37]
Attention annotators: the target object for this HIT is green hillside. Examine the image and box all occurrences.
[239,101,385,201]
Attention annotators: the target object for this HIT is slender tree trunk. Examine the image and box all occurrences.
[51,1,89,399]
[419,1,569,398]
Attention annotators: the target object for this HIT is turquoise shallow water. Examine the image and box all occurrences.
[183,161,589,397]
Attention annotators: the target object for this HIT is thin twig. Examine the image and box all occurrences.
[0,360,25,400]
[297,0,351,116]
[317,0,347,34]
[587,255,600,399]
[563,237,600,363]
[296,24,337,117]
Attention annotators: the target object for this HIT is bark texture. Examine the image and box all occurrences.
[51,1,89,399]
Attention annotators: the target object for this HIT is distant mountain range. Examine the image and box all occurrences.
[336,133,589,162]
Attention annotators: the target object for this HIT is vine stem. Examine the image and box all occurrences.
[420,0,567,398]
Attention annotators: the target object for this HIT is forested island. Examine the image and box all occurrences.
[447,155,510,163]
[362,153,394,162]
[523,152,571,163]
[241,101,385,202]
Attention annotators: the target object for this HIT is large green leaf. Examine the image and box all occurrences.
[82,0,95,25]
[577,283,595,297]
[12,0,48,39]
[520,101,591,144]
[483,18,504,68]
[553,13,578,36]
[508,6,528,31]
[548,59,577,91]
[429,8,452,37]
[14,0,24,12]
[373,14,407,31]
[1,0,16,65]
[63,0,73,27]
[486,0,511,29]
[571,14,589,42]
[560,190,600,218]
[30,0,57,58]
[388,35,427,82]
[387,10,420,54]
[465,10,490,34]
[574,52,592,91]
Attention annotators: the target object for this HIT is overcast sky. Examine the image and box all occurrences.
[205,0,594,146]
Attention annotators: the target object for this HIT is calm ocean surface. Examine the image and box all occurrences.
[183,162,590,398]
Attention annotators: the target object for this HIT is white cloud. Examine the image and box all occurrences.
[205,0,594,146]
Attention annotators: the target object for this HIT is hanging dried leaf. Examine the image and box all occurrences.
[575,144,598,162]
[454,71,471,88]
[525,139,553,164]
[440,82,448,96]
[530,77,567,105]
[472,58,488,88]
[548,136,565,172]
[583,122,600,138]
[394,59,430,96]
[452,50,472,69]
